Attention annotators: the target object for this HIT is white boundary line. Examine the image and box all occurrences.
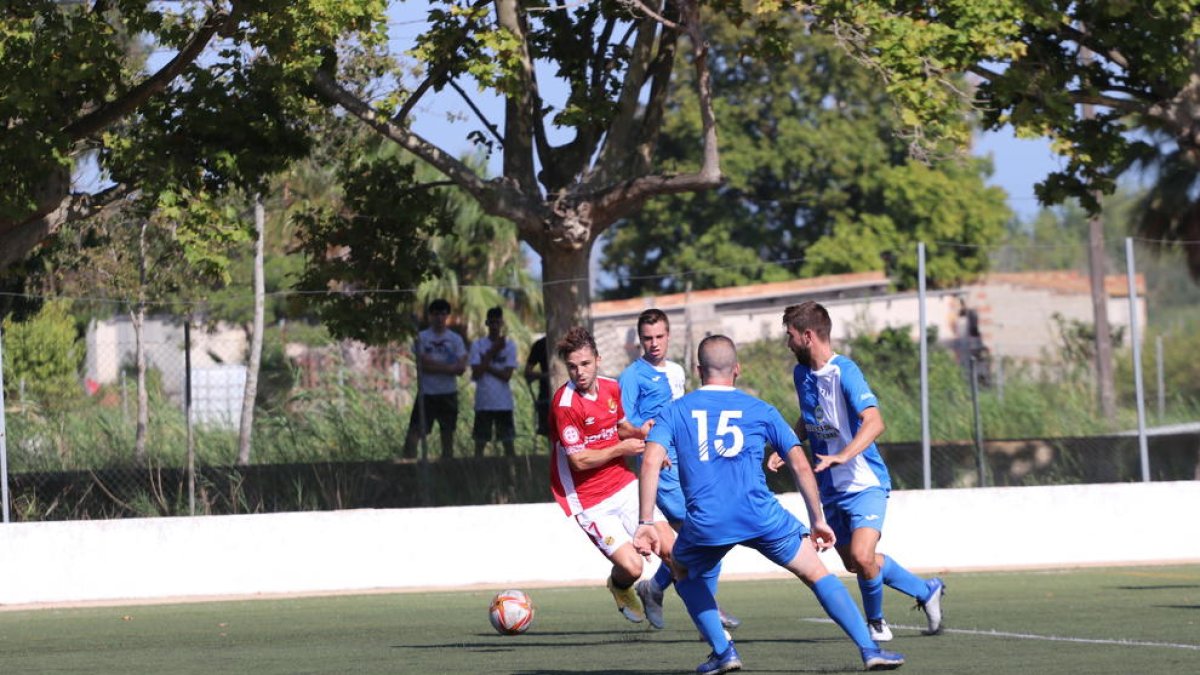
[801,618,1200,651]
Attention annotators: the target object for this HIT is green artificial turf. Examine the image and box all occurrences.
[0,565,1195,674]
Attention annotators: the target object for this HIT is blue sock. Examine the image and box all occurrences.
[705,560,721,597]
[652,561,674,591]
[858,572,884,621]
[813,574,875,651]
[676,575,728,653]
[881,554,929,601]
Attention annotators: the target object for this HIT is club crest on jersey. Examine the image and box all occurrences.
[607,397,617,413]
[604,536,614,546]
[562,425,581,445]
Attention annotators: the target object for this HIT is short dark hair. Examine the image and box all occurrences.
[782,301,831,341]
[427,298,451,314]
[636,308,669,334]
[556,326,598,362]
[486,306,504,321]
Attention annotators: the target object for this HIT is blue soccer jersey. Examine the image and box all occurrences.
[793,354,891,502]
[647,385,802,546]
[620,358,685,510]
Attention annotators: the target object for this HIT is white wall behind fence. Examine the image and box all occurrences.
[1,482,1197,608]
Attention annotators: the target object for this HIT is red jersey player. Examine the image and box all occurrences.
[549,327,677,625]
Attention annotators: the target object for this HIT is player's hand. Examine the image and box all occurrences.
[765,452,785,473]
[813,453,845,473]
[622,438,646,455]
[660,455,672,470]
[810,522,836,552]
[639,420,654,437]
[633,524,660,557]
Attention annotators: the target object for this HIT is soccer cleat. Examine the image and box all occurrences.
[916,578,945,635]
[607,576,645,624]
[862,647,905,670]
[696,642,742,675]
[635,578,665,629]
[718,607,742,631]
[868,618,893,642]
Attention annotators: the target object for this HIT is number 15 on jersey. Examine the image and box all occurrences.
[691,409,744,460]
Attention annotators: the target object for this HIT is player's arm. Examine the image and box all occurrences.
[781,444,835,550]
[617,418,652,440]
[767,416,806,473]
[565,436,645,472]
[633,441,667,557]
[812,406,884,473]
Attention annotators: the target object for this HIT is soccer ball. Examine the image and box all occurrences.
[488,589,534,635]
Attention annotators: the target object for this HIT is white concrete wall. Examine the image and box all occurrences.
[1,482,1197,608]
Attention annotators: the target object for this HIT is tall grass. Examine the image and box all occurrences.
[3,332,1196,474]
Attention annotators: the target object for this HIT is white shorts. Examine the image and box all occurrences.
[573,480,665,558]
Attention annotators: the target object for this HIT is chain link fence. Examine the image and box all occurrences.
[2,239,1198,520]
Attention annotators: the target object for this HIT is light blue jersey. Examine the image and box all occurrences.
[647,385,802,546]
[793,354,891,503]
[619,358,686,519]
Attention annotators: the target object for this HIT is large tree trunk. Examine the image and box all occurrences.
[237,197,266,465]
[541,243,592,387]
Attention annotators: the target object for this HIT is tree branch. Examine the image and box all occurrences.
[448,78,504,146]
[593,6,663,184]
[495,0,538,194]
[311,69,541,229]
[622,0,679,30]
[63,10,229,140]
[0,183,131,271]
[1053,21,1129,71]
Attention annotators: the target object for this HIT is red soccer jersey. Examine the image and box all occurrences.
[549,376,635,515]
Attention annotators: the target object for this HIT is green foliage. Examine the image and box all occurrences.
[811,2,1200,276]
[1,299,83,411]
[601,15,1009,297]
[291,147,454,345]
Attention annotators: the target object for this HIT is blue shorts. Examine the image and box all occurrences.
[673,517,807,581]
[657,483,687,523]
[825,487,888,544]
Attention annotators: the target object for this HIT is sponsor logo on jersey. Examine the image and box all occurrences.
[583,427,618,446]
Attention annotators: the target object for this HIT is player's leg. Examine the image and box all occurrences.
[833,489,893,641]
[879,553,946,635]
[672,539,741,674]
[577,482,651,623]
[850,488,946,636]
[763,529,904,671]
[644,486,685,608]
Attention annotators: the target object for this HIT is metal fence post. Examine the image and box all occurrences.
[0,324,9,523]
[1125,237,1150,481]
[918,242,931,490]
